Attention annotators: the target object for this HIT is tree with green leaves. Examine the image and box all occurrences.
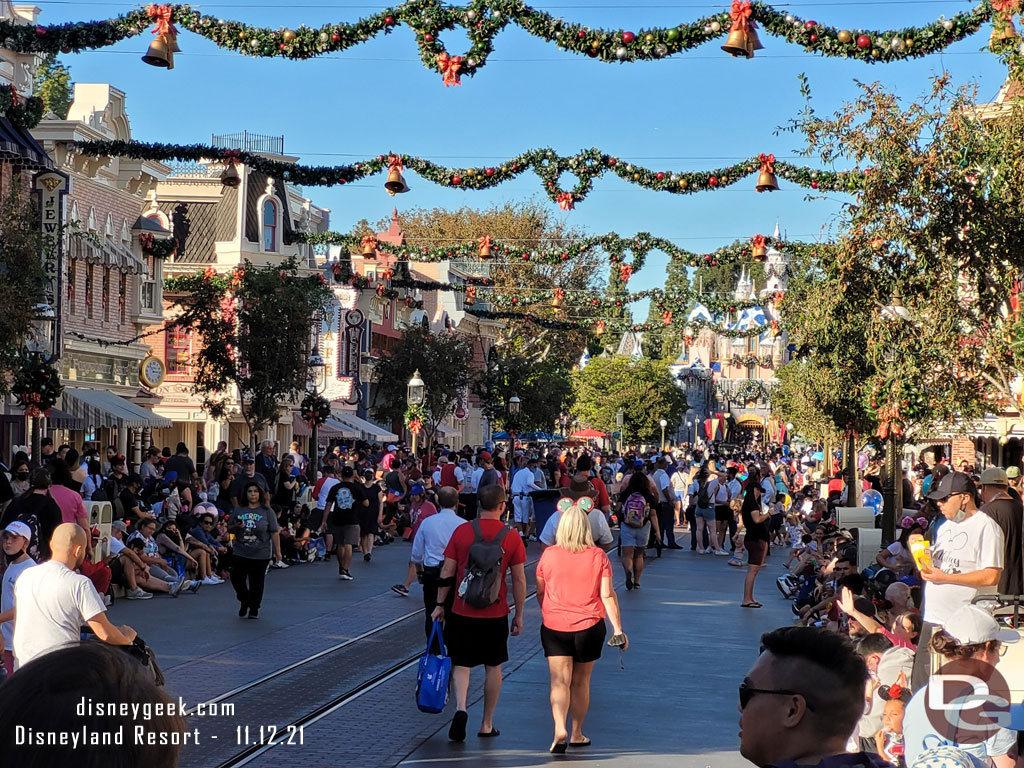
[473,345,571,436]
[34,54,72,119]
[570,355,687,445]
[164,258,330,451]
[642,258,690,360]
[370,324,474,452]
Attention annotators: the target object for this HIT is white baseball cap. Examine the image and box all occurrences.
[944,605,1019,645]
[387,444,397,451]
[3,520,32,540]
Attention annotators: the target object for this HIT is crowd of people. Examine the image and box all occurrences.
[2,431,1023,768]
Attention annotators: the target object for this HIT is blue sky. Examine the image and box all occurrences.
[47,1,1009,303]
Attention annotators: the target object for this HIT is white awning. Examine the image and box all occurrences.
[292,412,358,438]
[435,423,460,439]
[62,387,172,430]
[332,410,398,442]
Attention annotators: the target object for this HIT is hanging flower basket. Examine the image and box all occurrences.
[300,391,331,427]
[13,357,63,419]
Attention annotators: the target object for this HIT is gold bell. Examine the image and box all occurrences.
[752,243,767,260]
[220,162,241,188]
[142,33,175,69]
[755,170,779,192]
[595,320,606,336]
[721,29,750,58]
[361,241,377,258]
[745,28,764,56]
[385,167,409,196]
[991,19,1019,45]
[479,242,491,259]
[552,290,564,309]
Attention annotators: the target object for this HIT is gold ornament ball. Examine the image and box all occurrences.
[633,173,640,180]
[282,28,297,42]
[590,39,601,49]
[645,33,654,42]
[678,178,688,189]
[837,30,852,43]
[905,38,913,47]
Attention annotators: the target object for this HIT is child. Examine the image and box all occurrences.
[875,674,910,766]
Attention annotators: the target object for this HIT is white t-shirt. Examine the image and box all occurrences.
[924,511,1005,626]
[651,469,670,501]
[317,477,340,510]
[1,557,36,647]
[13,560,107,668]
[904,684,1016,765]
[108,536,125,556]
[714,481,730,504]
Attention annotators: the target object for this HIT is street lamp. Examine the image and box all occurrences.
[659,419,668,451]
[407,369,425,458]
[615,408,624,452]
[507,394,521,446]
[306,348,327,483]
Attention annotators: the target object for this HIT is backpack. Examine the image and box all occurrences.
[458,519,512,609]
[439,463,459,489]
[478,468,500,489]
[622,492,649,528]
[696,480,712,509]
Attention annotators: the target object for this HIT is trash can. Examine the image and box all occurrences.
[531,489,562,540]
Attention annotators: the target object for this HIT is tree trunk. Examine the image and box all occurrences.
[845,432,860,509]
[881,434,902,546]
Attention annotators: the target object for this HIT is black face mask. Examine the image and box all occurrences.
[15,472,28,480]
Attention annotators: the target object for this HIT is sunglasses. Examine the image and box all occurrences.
[739,683,815,711]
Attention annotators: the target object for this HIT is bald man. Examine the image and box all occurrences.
[11,523,136,669]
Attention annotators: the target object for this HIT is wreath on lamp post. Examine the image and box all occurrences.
[300,391,331,427]
[404,404,428,435]
[13,356,63,419]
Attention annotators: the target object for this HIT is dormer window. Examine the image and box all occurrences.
[262,198,278,252]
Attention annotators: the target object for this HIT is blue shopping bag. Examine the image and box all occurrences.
[416,620,451,714]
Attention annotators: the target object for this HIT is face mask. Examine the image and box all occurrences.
[460,463,468,470]
[951,507,967,524]
[16,472,28,480]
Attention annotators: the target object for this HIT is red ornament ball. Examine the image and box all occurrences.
[451,174,462,185]
[622,31,636,44]
[279,43,287,50]
[804,20,817,30]
[712,261,718,266]
[485,167,494,176]
[856,34,871,49]
[809,33,818,43]
[35,26,46,36]
[331,32,340,41]
[521,253,530,260]
[577,30,586,39]
[811,180,819,189]
[656,171,665,180]
[561,253,569,260]
[709,176,719,187]
[384,16,395,25]
[608,158,617,166]
[424,33,434,42]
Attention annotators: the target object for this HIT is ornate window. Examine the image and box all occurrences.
[166,327,191,375]
[85,265,94,319]
[68,260,76,314]
[262,198,278,252]
[119,272,127,324]
[102,268,111,321]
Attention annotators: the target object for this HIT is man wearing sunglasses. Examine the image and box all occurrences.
[913,471,1003,688]
[739,626,887,768]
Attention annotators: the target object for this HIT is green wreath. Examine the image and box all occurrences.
[404,404,428,435]
[13,356,63,418]
[300,391,331,427]
[0,85,44,130]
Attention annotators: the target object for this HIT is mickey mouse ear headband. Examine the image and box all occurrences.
[557,496,595,514]
[879,672,912,703]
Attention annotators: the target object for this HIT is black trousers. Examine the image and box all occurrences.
[657,502,676,546]
[459,493,477,521]
[421,565,455,653]
[230,557,270,611]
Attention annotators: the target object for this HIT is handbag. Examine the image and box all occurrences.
[416,620,452,714]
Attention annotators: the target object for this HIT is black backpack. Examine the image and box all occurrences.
[458,519,512,608]
[696,480,712,509]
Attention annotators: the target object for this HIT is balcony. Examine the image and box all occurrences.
[212,131,285,156]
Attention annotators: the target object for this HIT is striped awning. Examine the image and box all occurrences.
[62,387,172,430]
[44,408,84,430]
[332,410,398,442]
[292,412,357,438]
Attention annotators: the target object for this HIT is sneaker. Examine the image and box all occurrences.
[363,553,371,562]
[169,578,185,597]
[625,572,634,591]
[714,549,731,556]
[127,588,153,600]
[704,547,715,554]
[776,576,796,599]
[271,559,289,569]
[103,593,112,606]
[188,580,203,594]
[391,584,409,596]
[202,577,221,586]
[339,571,354,581]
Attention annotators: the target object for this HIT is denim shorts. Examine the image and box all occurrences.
[695,506,716,521]
[618,522,651,548]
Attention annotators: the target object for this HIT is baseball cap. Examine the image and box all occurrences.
[633,459,644,470]
[410,484,424,496]
[926,471,976,501]
[111,520,128,533]
[979,467,1009,487]
[1006,466,1021,479]
[943,604,1019,645]
[242,455,255,464]
[387,444,397,452]
[164,470,178,484]
[3,520,31,540]
[479,451,492,461]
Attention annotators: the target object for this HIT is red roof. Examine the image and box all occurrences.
[570,428,608,439]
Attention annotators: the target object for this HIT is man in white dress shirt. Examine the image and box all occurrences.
[410,487,465,642]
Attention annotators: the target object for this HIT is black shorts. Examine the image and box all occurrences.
[444,613,509,668]
[541,621,606,663]
[714,504,732,522]
[746,539,768,566]
[769,512,785,533]
[308,507,326,531]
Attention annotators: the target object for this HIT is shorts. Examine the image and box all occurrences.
[444,613,509,668]
[674,490,686,504]
[512,497,532,524]
[619,522,651,549]
[328,524,360,547]
[714,504,732,522]
[308,508,326,531]
[358,509,378,537]
[746,539,768,566]
[695,506,716,521]
[769,513,785,533]
[541,620,606,663]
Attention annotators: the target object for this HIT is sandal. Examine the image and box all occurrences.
[550,740,567,754]
[478,728,500,738]
[569,738,591,747]
[740,601,763,608]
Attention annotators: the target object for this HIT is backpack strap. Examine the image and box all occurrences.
[492,524,512,551]
[471,518,485,543]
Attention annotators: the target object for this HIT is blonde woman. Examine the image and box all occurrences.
[535,503,627,754]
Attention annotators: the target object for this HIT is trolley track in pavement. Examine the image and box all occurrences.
[178,556,543,768]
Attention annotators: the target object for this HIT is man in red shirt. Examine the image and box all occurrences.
[432,484,527,742]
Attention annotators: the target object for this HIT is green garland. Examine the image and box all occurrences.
[0,2,1003,73]
[731,378,769,403]
[139,233,177,259]
[13,355,64,418]
[0,85,44,130]
[75,140,868,205]
[300,391,332,427]
[465,309,772,337]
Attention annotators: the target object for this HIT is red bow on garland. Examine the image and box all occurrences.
[556,192,574,211]
[437,52,463,87]
[992,0,1019,19]
[750,233,766,249]
[876,404,904,440]
[478,235,492,249]
[619,264,633,282]
[146,4,177,36]
[361,235,378,248]
[662,310,673,326]
[553,287,566,302]
[758,153,775,174]
[729,0,755,32]
[387,154,403,172]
